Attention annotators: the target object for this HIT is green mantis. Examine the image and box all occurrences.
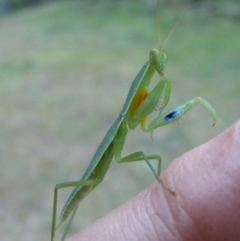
[51,9,219,241]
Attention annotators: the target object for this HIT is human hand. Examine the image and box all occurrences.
[67,121,240,241]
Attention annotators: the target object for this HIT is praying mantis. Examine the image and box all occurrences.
[51,4,220,241]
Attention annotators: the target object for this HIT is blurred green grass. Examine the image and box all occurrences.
[0,1,239,240]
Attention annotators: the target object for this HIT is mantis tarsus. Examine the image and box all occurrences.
[51,10,220,241]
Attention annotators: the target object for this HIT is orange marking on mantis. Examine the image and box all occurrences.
[140,116,147,127]
[130,87,149,118]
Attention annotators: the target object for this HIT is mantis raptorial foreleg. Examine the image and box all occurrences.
[147,97,217,130]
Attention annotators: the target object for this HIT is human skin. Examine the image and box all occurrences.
[67,120,240,241]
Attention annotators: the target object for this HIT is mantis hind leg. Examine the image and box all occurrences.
[60,205,78,241]
[51,179,100,241]
[116,152,175,195]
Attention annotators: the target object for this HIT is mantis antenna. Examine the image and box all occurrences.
[156,0,183,51]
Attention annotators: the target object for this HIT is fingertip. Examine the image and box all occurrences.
[155,120,240,240]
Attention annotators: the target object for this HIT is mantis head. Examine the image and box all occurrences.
[149,48,167,76]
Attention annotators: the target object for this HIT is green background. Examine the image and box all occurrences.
[0,1,239,240]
